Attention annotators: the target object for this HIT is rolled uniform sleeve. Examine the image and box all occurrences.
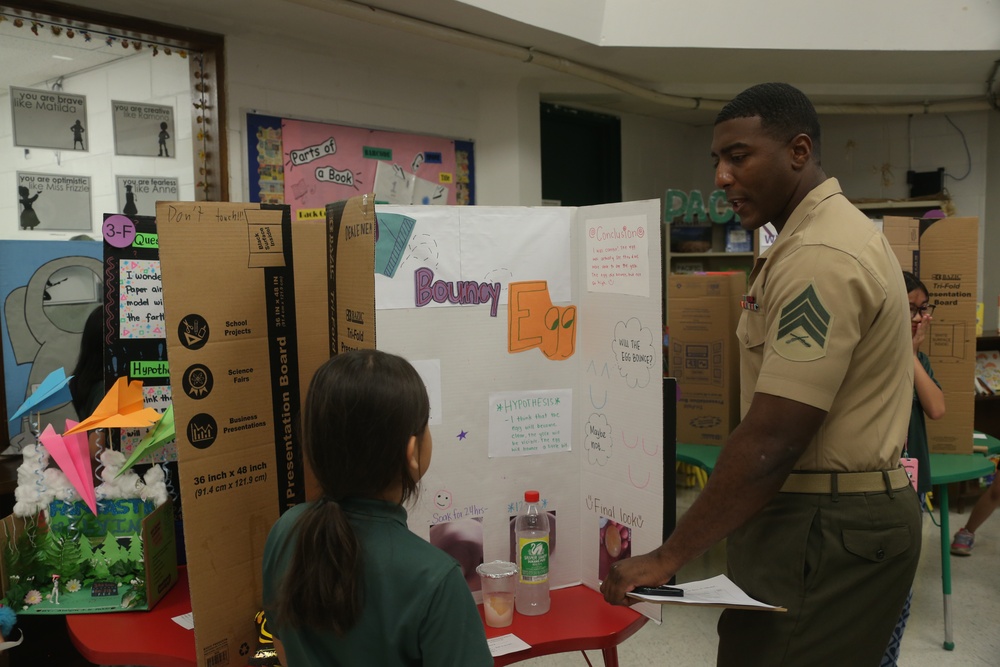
[753,244,883,411]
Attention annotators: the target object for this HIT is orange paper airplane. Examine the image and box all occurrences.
[63,377,163,434]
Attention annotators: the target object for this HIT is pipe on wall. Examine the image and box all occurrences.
[286,0,994,115]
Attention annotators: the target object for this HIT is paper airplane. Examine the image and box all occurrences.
[8,367,73,422]
[39,420,97,516]
[116,404,175,477]
[64,377,163,435]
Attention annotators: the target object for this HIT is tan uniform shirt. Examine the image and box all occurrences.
[736,178,912,472]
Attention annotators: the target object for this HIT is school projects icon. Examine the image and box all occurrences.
[178,314,209,350]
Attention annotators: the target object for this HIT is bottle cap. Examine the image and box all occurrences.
[524,490,539,502]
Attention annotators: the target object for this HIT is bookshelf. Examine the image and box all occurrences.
[853,198,950,220]
[976,336,1000,438]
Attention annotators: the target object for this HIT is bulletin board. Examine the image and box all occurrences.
[245,112,475,218]
[101,214,176,465]
[0,240,102,453]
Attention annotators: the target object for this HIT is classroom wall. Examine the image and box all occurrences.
[620,113,700,204]
[3,4,995,310]
[687,111,992,305]
[0,51,195,241]
[472,0,999,54]
[823,112,989,307]
[224,36,693,208]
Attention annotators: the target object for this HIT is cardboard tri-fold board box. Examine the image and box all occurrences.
[884,216,978,454]
[882,217,920,275]
[157,199,375,667]
[0,498,177,614]
[156,195,666,665]
[668,272,745,445]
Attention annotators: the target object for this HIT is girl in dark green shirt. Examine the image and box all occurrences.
[263,350,491,666]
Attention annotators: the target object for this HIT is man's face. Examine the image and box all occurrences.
[711,116,799,232]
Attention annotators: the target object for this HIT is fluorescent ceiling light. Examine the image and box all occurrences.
[52,54,74,61]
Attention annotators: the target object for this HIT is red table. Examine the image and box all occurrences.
[66,566,196,667]
[67,570,644,667]
[479,584,648,667]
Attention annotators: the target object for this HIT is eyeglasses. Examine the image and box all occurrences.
[909,304,936,317]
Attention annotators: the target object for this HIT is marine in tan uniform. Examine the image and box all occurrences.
[601,83,920,666]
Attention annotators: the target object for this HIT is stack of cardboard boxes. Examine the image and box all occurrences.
[668,214,978,455]
[668,272,745,446]
[883,216,979,454]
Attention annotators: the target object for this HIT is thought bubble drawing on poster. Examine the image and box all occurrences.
[584,413,613,466]
[612,318,656,388]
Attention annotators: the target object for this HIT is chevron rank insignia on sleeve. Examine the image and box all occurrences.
[774,283,832,361]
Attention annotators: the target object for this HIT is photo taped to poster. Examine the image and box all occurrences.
[17,171,92,232]
[10,86,89,151]
[112,101,175,158]
[116,176,180,217]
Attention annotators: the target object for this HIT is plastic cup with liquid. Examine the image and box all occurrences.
[477,560,518,628]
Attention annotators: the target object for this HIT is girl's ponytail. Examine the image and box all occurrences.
[276,498,362,634]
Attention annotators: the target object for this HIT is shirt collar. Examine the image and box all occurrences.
[749,178,843,284]
[340,497,409,526]
[775,177,844,241]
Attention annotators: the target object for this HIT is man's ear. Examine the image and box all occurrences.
[789,133,813,170]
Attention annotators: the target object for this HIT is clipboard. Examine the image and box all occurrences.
[625,574,787,612]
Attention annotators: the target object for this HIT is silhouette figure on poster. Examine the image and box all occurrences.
[70,119,86,150]
[42,277,68,302]
[18,186,42,230]
[123,184,138,216]
[158,121,170,157]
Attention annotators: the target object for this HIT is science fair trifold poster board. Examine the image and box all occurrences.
[156,196,662,667]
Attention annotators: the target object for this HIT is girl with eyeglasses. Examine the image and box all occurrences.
[883,271,946,666]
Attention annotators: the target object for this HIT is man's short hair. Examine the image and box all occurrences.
[715,83,822,159]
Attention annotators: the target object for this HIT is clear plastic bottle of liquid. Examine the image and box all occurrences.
[514,489,550,615]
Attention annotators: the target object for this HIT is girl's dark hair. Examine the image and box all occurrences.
[69,306,104,418]
[903,270,928,297]
[716,82,822,162]
[275,349,430,635]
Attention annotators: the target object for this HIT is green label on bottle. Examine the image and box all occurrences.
[518,536,549,583]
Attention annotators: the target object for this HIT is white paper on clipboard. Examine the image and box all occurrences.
[627,574,786,612]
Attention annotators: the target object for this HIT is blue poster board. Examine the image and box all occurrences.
[0,240,102,452]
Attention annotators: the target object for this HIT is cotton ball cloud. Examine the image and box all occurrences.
[139,464,169,507]
[584,414,613,466]
[95,449,143,500]
[13,444,54,517]
[44,467,79,504]
[611,318,655,388]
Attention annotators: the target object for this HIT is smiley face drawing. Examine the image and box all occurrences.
[433,489,453,510]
